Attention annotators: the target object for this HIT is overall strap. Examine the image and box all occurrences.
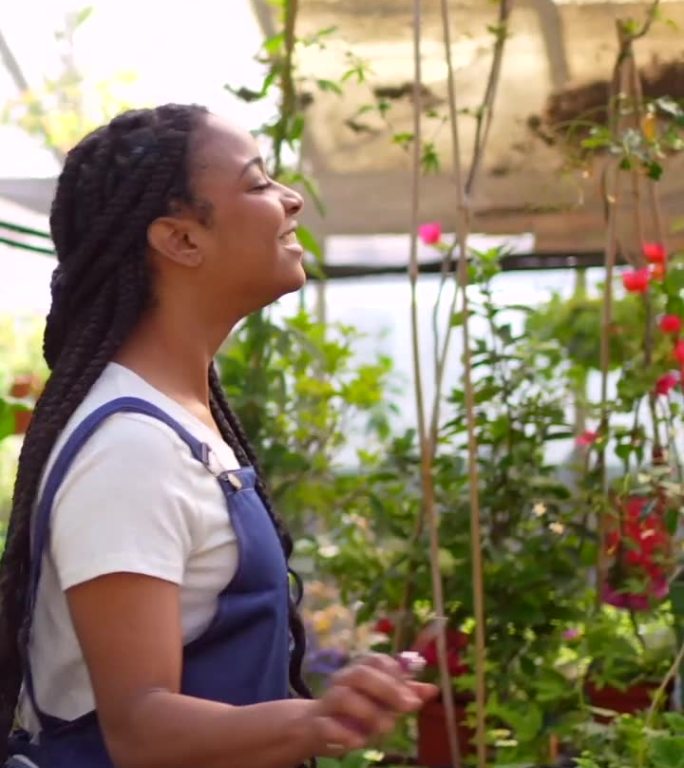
[24,397,214,726]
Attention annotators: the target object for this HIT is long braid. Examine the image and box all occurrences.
[0,104,238,759]
[208,366,312,699]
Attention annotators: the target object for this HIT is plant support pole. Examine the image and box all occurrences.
[439,1,488,765]
[408,2,462,766]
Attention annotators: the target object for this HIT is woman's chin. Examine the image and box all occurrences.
[281,263,308,294]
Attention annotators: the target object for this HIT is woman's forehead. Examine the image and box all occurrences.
[193,114,260,176]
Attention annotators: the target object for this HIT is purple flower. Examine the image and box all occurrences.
[305,647,348,676]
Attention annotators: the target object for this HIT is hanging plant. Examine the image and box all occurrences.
[602,494,673,612]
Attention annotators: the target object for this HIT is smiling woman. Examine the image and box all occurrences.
[0,104,436,768]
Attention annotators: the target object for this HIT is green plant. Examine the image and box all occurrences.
[314,250,592,763]
[574,711,684,767]
[1,7,140,156]
[581,606,675,690]
[217,309,396,540]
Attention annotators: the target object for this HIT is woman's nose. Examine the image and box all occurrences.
[281,185,304,216]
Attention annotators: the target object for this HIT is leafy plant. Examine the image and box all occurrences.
[313,251,592,763]
[574,711,684,767]
[1,7,140,155]
[217,309,396,540]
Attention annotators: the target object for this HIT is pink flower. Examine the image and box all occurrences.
[563,628,581,642]
[659,315,682,334]
[622,268,651,293]
[418,222,442,245]
[643,242,666,264]
[576,430,598,447]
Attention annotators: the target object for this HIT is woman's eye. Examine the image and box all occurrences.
[252,179,273,191]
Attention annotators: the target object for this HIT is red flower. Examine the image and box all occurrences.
[643,242,666,264]
[420,640,468,676]
[675,340,684,364]
[374,617,395,635]
[603,495,671,611]
[418,222,442,245]
[576,430,598,447]
[655,373,678,396]
[659,315,682,334]
[622,268,651,293]
[412,629,470,677]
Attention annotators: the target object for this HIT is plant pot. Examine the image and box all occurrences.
[417,695,475,767]
[14,409,33,435]
[9,374,41,400]
[585,680,670,723]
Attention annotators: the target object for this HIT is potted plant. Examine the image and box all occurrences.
[410,626,475,765]
[317,251,592,766]
[7,373,42,435]
[581,606,675,721]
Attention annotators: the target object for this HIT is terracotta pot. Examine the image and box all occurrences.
[9,374,41,400]
[585,680,670,723]
[417,695,475,767]
[14,409,33,435]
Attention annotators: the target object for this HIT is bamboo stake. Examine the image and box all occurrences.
[395,0,515,650]
[438,1,488,765]
[407,2,462,766]
[596,18,628,606]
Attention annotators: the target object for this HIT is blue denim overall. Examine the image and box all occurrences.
[9,397,291,767]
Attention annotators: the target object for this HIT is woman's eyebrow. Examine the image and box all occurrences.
[239,156,264,178]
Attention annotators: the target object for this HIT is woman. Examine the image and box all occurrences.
[0,104,435,768]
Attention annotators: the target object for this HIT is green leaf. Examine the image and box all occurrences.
[392,132,414,147]
[0,398,17,441]
[74,6,94,27]
[649,735,684,767]
[316,79,343,96]
[263,32,285,56]
[289,114,305,143]
[421,141,440,173]
[646,161,664,181]
[665,266,684,293]
[296,226,323,262]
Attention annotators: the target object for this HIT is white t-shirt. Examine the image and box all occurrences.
[19,362,241,731]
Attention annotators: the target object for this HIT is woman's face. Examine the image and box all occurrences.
[170,114,306,320]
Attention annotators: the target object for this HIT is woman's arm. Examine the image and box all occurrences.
[66,573,434,768]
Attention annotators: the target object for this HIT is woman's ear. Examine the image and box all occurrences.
[147,217,203,268]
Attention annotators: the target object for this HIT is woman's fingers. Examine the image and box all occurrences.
[323,684,398,737]
[332,659,420,713]
[407,681,440,702]
[311,653,434,758]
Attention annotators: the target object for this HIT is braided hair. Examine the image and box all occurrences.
[0,104,311,759]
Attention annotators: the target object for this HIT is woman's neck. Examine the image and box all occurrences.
[114,306,230,422]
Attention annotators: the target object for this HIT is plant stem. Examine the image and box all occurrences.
[465,0,515,196]
[597,159,619,604]
[273,0,299,179]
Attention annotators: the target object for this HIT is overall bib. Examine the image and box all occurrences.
[8,397,291,767]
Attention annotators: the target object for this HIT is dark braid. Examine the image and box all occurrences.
[0,104,309,760]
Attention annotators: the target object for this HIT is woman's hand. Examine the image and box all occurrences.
[307,654,438,757]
